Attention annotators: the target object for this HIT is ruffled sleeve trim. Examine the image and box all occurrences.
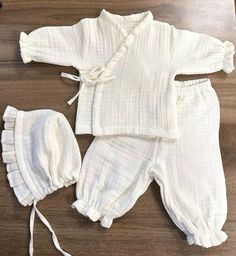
[19,32,32,64]
[223,41,235,74]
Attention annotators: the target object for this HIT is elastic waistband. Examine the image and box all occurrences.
[174,78,212,95]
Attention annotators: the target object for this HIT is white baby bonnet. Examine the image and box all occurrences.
[1,106,81,256]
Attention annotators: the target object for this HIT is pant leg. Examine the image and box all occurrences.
[153,79,227,248]
[72,136,154,228]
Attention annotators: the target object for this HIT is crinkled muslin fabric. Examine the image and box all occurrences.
[19,9,234,138]
[14,8,234,250]
[72,79,228,248]
[1,106,81,256]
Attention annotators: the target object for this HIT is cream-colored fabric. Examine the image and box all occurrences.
[1,106,81,255]
[61,65,115,105]
[72,79,228,248]
[29,201,72,256]
[19,9,235,138]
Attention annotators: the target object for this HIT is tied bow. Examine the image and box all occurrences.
[61,65,115,105]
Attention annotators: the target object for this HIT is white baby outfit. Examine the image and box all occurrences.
[72,79,228,248]
[1,8,233,252]
[1,106,81,256]
[19,9,235,138]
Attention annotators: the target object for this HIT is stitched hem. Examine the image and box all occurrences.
[76,125,178,139]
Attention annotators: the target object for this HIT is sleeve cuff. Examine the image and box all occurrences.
[223,41,235,74]
[19,32,32,64]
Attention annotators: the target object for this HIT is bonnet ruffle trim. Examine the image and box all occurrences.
[1,106,34,206]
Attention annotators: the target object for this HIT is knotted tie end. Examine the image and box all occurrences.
[61,66,115,106]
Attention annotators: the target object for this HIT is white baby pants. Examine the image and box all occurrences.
[72,78,228,248]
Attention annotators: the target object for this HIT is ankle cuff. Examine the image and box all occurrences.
[187,230,228,248]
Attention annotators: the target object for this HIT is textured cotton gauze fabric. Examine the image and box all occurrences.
[72,79,228,248]
[1,106,81,256]
[19,9,235,138]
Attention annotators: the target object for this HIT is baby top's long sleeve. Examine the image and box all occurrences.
[170,26,235,75]
[19,19,89,68]
[18,9,235,139]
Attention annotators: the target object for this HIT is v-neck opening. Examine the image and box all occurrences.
[99,9,153,36]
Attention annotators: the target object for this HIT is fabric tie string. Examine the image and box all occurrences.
[61,65,115,105]
[29,200,72,256]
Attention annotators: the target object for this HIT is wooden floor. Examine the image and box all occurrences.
[0,1,236,255]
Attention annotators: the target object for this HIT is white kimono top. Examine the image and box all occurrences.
[19,9,235,138]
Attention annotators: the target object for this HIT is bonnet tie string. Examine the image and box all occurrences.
[29,200,72,256]
[61,65,115,105]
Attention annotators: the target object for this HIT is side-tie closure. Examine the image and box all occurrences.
[61,65,115,105]
[29,200,72,256]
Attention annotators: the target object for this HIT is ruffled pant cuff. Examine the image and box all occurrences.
[72,199,113,228]
[187,230,228,248]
